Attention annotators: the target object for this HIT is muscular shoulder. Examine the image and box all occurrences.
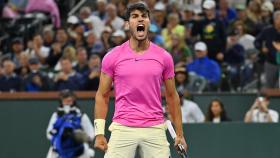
[150,42,173,60]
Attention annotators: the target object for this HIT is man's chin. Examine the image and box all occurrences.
[135,36,147,41]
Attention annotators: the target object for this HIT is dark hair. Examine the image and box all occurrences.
[58,89,78,108]
[205,99,230,122]
[125,2,150,21]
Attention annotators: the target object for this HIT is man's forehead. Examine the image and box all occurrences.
[130,10,148,15]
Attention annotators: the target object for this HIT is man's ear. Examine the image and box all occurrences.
[124,21,129,30]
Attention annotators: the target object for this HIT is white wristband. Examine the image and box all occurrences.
[94,119,106,136]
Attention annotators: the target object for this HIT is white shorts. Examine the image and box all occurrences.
[104,122,170,158]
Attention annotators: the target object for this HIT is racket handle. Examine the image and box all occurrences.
[166,120,177,139]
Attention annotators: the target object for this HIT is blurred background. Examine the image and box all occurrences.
[0,0,280,157]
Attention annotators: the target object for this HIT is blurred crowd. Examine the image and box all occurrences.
[0,0,280,93]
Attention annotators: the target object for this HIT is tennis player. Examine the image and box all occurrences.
[94,2,187,157]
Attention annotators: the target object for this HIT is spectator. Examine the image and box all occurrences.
[0,59,21,92]
[105,3,124,31]
[167,33,192,67]
[15,53,30,81]
[28,34,50,64]
[46,89,95,158]
[148,23,164,46]
[259,1,274,29]
[100,26,113,52]
[111,30,126,48]
[83,16,103,40]
[116,0,127,19]
[7,37,24,69]
[92,0,108,21]
[25,57,52,91]
[192,0,226,63]
[54,46,77,71]
[178,90,204,123]
[233,21,255,52]
[246,0,262,27]
[74,47,89,75]
[161,13,185,49]
[46,28,69,68]
[244,95,279,123]
[85,31,104,56]
[42,27,55,47]
[84,55,101,91]
[217,0,237,27]
[80,7,105,39]
[230,3,256,36]
[54,56,84,90]
[175,67,189,93]
[187,41,221,91]
[224,30,245,90]
[151,1,167,31]
[205,99,231,123]
[254,11,280,88]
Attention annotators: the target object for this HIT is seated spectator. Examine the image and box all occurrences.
[175,67,189,93]
[25,57,52,91]
[54,46,77,71]
[84,55,101,91]
[244,95,279,123]
[42,26,55,47]
[216,0,237,27]
[46,90,94,158]
[187,41,221,91]
[224,30,245,90]
[161,13,185,49]
[111,30,126,48]
[7,37,24,69]
[46,27,70,68]
[85,31,104,56]
[0,59,21,92]
[167,33,192,67]
[54,56,84,90]
[27,34,50,65]
[177,90,205,123]
[92,0,107,21]
[104,3,124,31]
[205,99,231,123]
[74,47,89,75]
[15,53,30,81]
[82,10,105,39]
[148,23,164,47]
[100,26,113,51]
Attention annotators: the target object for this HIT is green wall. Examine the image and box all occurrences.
[0,95,279,158]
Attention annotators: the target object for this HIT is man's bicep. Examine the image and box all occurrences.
[97,72,113,95]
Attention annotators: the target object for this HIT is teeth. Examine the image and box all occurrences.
[138,24,144,27]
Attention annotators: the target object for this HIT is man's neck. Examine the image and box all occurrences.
[129,38,150,53]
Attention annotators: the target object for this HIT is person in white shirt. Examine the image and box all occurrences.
[244,95,279,123]
[180,92,205,123]
[166,91,205,123]
[105,3,124,31]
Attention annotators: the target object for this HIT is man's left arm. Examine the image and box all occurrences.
[164,77,188,150]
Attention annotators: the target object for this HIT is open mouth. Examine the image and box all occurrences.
[136,24,145,38]
[137,24,145,31]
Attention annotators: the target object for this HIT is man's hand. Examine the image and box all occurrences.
[216,52,224,61]
[94,135,108,152]
[174,136,188,153]
[272,41,280,51]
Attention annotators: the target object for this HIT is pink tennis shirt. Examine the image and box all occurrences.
[101,41,175,127]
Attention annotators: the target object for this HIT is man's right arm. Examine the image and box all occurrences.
[94,72,113,151]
